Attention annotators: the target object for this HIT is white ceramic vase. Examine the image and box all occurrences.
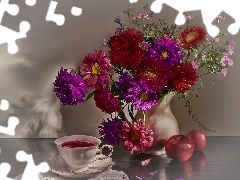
[135,92,179,155]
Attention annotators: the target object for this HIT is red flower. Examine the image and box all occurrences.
[179,26,206,49]
[109,28,144,69]
[119,121,153,154]
[94,88,121,114]
[169,62,198,92]
[132,57,169,91]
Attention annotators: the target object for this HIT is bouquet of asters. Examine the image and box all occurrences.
[53,4,235,154]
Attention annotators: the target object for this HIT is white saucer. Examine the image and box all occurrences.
[47,154,115,179]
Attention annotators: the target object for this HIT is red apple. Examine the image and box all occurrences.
[186,129,206,151]
[165,135,194,162]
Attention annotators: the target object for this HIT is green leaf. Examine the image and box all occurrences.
[163,95,167,107]
[85,91,95,101]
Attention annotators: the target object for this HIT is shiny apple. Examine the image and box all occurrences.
[186,129,206,151]
[165,135,194,162]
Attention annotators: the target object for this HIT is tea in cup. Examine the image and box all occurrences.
[54,135,113,172]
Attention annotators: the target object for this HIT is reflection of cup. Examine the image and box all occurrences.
[54,135,113,171]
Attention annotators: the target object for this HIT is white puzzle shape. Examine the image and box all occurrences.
[0,163,14,180]
[150,0,240,37]
[129,0,138,3]
[16,151,49,180]
[46,0,65,26]
[0,99,19,136]
[0,99,9,111]
[46,0,82,26]
[0,116,19,136]
[0,0,31,54]
[25,0,37,6]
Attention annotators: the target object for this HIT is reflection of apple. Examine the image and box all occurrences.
[186,130,206,151]
[165,135,194,162]
[188,151,206,172]
[166,160,193,179]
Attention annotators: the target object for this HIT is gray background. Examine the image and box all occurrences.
[0,0,239,138]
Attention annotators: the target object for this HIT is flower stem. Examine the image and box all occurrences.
[143,111,146,125]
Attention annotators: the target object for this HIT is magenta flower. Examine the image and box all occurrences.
[79,49,113,89]
[119,121,153,154]
[53,68,88,106]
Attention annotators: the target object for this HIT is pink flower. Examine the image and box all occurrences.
[202,54,207,61]
[79,50,113,89]
[136,10,148,20]
[205,35,212,44]
[217,14,225,20]
[119,121,153,154]
[215,37,220,42]
[221,53,234,67]
[227,37,235,55]
[184,14,193,21]
[221,68,227,76]
[191,60,200,69]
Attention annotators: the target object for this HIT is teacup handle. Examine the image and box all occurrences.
[98,145,113,158]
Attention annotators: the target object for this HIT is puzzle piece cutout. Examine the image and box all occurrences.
[0,116,19,136]
[0,99,9,111]
[25,0,37,6]
[129,0,138,3]
[150,0,240,37]
[0,0,31,54]
[0,162,14,180]
[0,21,30,54]
[0,0,19,23]
[46,0,82,26]
[16,151,49,180]
[0,99,19,136]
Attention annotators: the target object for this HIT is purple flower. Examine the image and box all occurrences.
[101,38,109,46]
[98,118,123,145]
[115,73,135,103]
[114,16,121,24]
[53,68,88,106]
[148,36,183,69]
[127,79,158,111]
[123,8,131,14]
[141,41,150,50]
[116,73,158,111]
[116,26,125,33]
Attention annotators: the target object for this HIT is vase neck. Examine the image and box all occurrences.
[152,92,175,111]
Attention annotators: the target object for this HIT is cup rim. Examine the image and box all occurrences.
[54,135,101,149]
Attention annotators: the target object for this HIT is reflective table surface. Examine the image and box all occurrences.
[0,137,239,180]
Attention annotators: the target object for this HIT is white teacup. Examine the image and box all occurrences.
[54,135,113,172]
